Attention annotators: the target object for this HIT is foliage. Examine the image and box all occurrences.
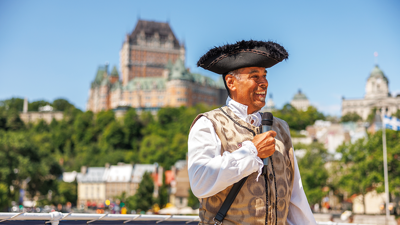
[188,189,199,209]
[295,142,330,205]
[274,104,325,130]
[126,172,154,212]
[341,112,362,123]
[366,107,377,124]
[392,109,400,118]
[334,130,400,213]
[157,173,169,209]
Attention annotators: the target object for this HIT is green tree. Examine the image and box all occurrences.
[0,98,24,111]
[341,112,362,122]
[157,173,169,209]
[28,100,51,111]
[295,142,330,205]
[392,109,400,118]
[100,121,124,149]
[333,130,400,213]
[188,189,199,209]
[274,104,325,130]
[122,108,143,149]
[126,172,154,212]
[366,107,377,123]
[5,109,25,131]
[52,99,75,111]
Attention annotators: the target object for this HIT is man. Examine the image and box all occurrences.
[188,40,316,225]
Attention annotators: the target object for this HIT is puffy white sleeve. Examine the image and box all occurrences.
[188,116,263,198]
[286,154,317,225]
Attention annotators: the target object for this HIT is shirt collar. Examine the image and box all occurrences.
[226,97,261,126]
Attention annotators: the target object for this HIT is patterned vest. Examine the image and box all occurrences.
[190,106,295,225]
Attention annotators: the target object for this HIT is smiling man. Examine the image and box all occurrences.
[188,40,316,225]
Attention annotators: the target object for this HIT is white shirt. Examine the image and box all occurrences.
[188,97,317,225]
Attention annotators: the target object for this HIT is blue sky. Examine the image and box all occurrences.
[0,0,399,116]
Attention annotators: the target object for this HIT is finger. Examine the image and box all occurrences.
[264,130,277,138]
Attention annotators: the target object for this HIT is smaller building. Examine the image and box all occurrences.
[104,163,134,201]
[19,98,63,124]
[291,89,310,111]
[76,167,107,208]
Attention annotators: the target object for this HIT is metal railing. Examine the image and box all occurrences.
[0,212,374,225]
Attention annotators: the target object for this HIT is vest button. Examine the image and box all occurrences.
[269,174,273,180]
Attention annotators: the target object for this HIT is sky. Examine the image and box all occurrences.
[0,0,399,116]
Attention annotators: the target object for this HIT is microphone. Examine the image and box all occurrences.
[261,112,273,174]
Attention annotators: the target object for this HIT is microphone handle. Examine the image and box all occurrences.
[262,125,272,167]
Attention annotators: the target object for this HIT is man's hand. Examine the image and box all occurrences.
[252,131,276,158]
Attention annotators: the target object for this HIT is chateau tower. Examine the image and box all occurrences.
[120,20,185,86]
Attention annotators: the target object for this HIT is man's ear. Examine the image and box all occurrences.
[225,74,237,94]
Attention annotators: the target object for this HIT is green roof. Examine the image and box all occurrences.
[125,77,166,91]
[110,66,119,77]
[169,58,192,81]
[369,65,388,83]
[111,80,122,91]
[293,90,308,100]
[91,66,107,87]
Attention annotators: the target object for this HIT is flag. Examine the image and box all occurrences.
[383,114,400,131]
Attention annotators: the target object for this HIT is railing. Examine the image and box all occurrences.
[0,212,374,225]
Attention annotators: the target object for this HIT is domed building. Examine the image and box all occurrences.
[341,65,400,120]
[291,89,310,111]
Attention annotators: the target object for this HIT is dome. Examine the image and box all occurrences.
[293,89,308,100]
[369,65,388,83]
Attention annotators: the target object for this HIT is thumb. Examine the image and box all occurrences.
[265,130,277,138]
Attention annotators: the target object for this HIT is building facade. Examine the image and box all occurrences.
[341,65,400,120]
[291,89,310,111]
[86,20,226,113]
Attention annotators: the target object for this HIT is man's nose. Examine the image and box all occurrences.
[259,78,268,88]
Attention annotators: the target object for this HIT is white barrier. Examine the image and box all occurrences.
[0,212,374,225]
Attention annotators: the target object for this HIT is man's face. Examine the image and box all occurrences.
[228,67,268,114]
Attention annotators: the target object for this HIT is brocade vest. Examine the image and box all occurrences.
[190,106,295,225]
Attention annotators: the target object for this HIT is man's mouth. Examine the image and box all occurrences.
[255,91,266,101]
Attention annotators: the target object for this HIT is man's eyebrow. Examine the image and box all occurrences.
[249,70,267,74]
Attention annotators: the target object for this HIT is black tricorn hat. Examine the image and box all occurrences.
[197,40,288,74]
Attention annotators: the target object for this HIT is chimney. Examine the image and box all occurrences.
[23,98,28,113]
[81,166,87,175]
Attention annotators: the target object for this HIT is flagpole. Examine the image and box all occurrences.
[382,114,390,224]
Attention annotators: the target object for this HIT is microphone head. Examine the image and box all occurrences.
[262,112,273,126]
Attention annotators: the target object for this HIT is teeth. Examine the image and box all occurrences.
[255,92,266,94]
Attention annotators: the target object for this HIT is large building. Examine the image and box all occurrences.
[291,89,310,111]
[341,65,400,120]
[86,20,226,113]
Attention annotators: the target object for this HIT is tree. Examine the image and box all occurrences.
[341,112,362,122]
[295,142,330,205]
[28,100,51,111]
[157,173,169,209]
[334,130,400,213]
[0,98,24,111]
[122,108,143,149]
[100,121,124,149]
[188,189,199,209]
[274,104,325,130]
[126,172,154,212]
[392,109,400,118]
[52,99,74,111]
